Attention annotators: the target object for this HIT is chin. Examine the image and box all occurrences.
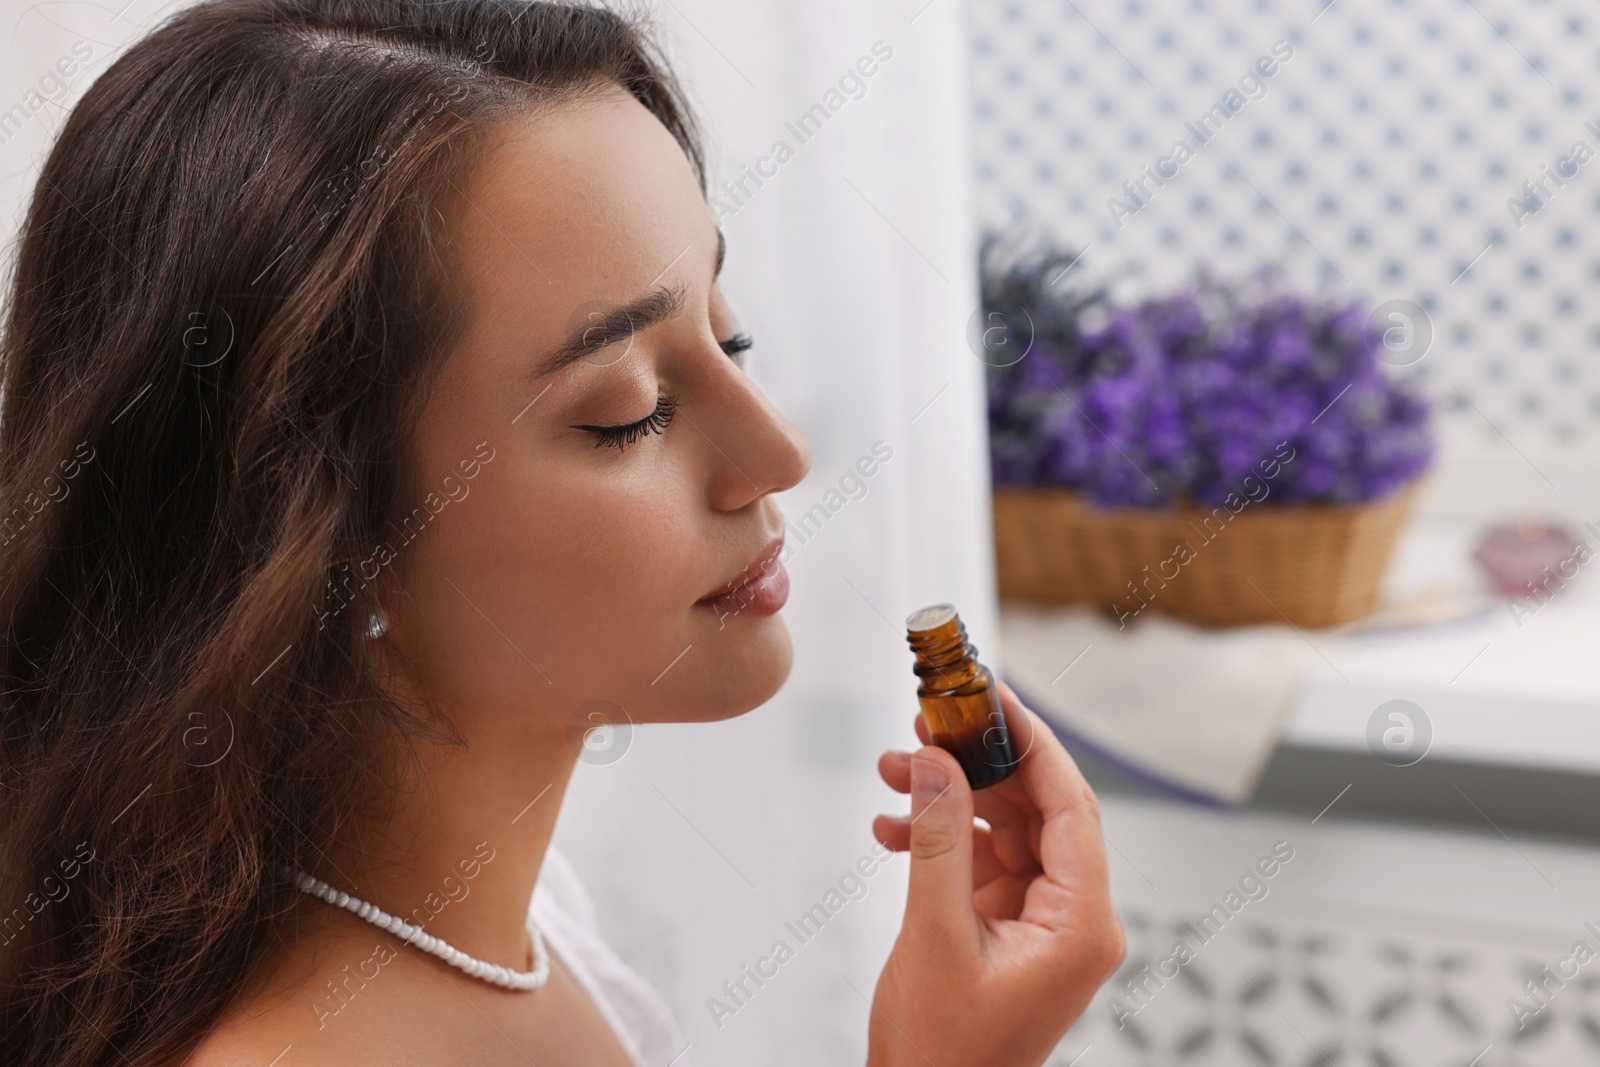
[656,614,794,724]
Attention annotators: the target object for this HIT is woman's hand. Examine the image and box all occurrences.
[866,680,1125,1067]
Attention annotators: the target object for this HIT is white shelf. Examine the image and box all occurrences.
[1281,515,1600,774]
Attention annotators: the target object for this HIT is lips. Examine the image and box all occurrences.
[695,532,789,619]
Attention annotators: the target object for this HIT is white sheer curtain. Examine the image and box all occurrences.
[554,3,993,1065]
[0,1,995,1062]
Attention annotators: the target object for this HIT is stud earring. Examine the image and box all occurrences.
[366,607,389,639]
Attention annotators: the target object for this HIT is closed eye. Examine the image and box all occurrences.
[571,393,680,452]
[720,332,753,368]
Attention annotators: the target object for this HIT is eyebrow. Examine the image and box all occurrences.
[529,228,727,381]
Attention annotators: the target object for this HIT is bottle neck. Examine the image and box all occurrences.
[906,617,980,693]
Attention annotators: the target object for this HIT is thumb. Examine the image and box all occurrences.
[904,745,980,953]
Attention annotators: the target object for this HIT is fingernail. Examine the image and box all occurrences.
[911,753,948,800]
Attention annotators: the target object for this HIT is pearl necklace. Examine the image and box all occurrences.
[289,869,551,991]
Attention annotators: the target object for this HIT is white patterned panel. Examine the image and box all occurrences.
[1044,795,1600,1067]
[969,0,1600,474]
[1057,905,1597,1066]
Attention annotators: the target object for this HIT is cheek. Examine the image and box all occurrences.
[511,469,699,621]
[391,446,704,711]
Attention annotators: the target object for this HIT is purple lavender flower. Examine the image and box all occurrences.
[979,239,1433,506]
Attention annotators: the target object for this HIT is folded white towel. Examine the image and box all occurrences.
[997,604,1317,804]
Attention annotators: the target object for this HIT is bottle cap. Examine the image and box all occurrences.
[905,603,957,632]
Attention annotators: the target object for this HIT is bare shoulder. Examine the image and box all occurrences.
[177,917,624,1067]
[178,930,439,1067]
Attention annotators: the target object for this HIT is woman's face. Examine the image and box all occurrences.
[380,84,812,739]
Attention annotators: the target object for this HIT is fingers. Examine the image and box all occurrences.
[878,747,911,791]
[881,745,1023,825]
[883,681,1108,898]
[902,745,982,956]
[881,748,1038,876]
[873,813,1010,890]
[994,680,1097,826]
[990,680,1114,928]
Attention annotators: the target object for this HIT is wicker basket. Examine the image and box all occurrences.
[992,480,1421,628]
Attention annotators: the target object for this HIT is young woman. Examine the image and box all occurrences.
[0,1,1125,1064]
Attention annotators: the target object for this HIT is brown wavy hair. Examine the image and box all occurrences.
[0,2,704,1063]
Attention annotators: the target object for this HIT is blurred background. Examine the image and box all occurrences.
[4,0,1599,1064]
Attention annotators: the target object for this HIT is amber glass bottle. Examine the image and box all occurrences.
[904,603,1019,789]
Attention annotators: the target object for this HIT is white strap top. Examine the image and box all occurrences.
[528,846,693,1067]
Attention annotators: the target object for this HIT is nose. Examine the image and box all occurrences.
[701,370,812,513]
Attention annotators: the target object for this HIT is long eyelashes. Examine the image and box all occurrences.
[573,394,680,451]
[720,332,753,367]
[570,334,752,453]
